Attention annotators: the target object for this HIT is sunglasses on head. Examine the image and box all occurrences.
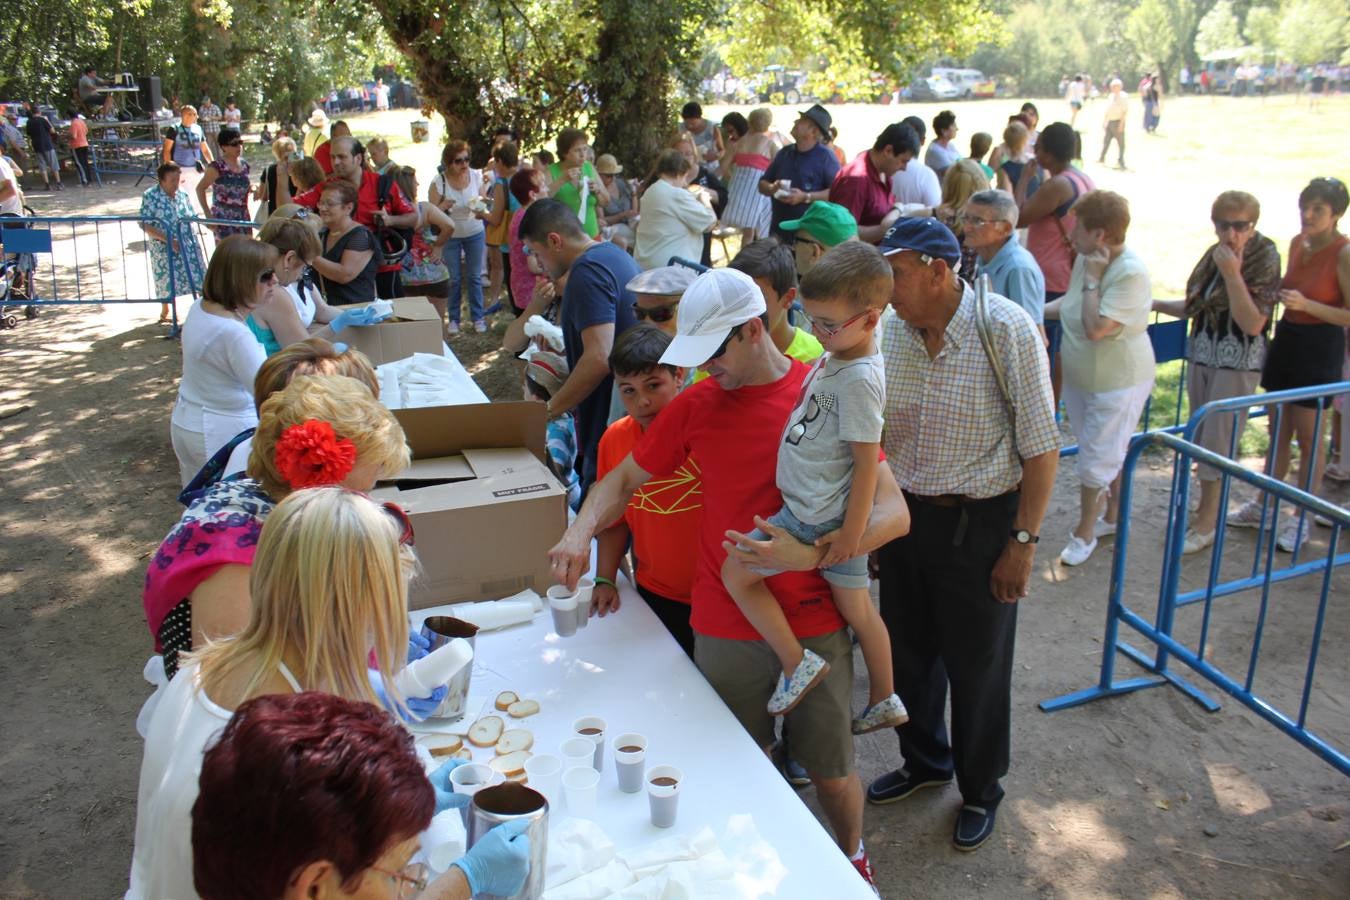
[380,500,416,547]
[633,301,678,323]
[1214,219,1253,233]
[708,323,745,361]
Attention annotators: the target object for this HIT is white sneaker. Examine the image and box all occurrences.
[1277,518,1307,553]
[1094,517,1117,538]
[446,320,460,335]
[1060,534,1098,566]
[1226,499,1267,529]
[1182,528,1216,555]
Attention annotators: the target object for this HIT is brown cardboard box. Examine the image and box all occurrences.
[372,401,567,609]
[341,298,444,365]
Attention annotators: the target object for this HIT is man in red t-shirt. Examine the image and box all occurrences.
[829,122,919,244]
[274,135,417,298]
[549,267,909,889]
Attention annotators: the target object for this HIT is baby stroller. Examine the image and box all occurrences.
[0,205,40,329]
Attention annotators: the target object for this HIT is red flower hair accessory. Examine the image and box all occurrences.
[274,419,357,489]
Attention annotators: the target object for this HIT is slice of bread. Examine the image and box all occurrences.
[452,747,473,762]
[491,749,531,776]
[467,715,505,747]
[506,771,529,783]
[495,729,534,755]
[427,736,464,757]
[507,699,540,719]
[494,690,519,712]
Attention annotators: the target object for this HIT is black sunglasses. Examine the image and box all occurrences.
[1214,220,1253,233]
[452,156,470,164]
[633,301,678,323]
[708,323,745,361]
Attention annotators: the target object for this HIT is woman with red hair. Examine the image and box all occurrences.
[192,692,530,899]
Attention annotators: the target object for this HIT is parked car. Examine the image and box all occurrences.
[756,65,811,104]
[908,76,961,102]
[932,68,996,99]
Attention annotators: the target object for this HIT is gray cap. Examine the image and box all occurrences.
[626,265,698,297]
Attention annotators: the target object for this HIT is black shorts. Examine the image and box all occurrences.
[1260,319,1345,409]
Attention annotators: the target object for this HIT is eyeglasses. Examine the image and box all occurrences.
[371,861,429,899]
[452,156,470,164]
[380,500,416,546]
[633,301,678,323]
[708,323,745,361]
[805,308,870,338]
[1214,220,1253,233]
[257,269,275,283]
[317,200,345,209]
[958,213,1001,229]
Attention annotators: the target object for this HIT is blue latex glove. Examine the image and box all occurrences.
[366,669,448,723]
[332,341,349,354]
[452,818,531,897]
[429,757,472,814]
[331,305,390,333]
[407,630,432,664]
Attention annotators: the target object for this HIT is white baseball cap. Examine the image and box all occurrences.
[659,267,767,367]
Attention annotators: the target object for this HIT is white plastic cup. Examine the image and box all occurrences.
[574,577,595,629]
[647,765,682,828]
[573,716,606,772]
[561,737,595,773]
[448,762,500,798]
[563,765,600,819]
[613,733,647,793]
[548,586,579,637]
[523,753,563,807]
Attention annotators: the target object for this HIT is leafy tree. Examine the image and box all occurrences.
[1195,1,1242,57]
[1243,3,1281,54]
[1126,0,1215,77]
[1276,0,1350,65]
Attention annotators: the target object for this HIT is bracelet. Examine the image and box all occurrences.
[593,575,617,589]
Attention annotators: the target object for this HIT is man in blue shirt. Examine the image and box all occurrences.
[966,189,1047,341]
[520,199,640,496]
[759,104,841,240]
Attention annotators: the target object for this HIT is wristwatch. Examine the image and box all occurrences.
[1084,280,1100,292]
[1010,529,1039,545]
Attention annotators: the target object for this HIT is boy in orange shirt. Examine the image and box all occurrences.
[592,325,701,657]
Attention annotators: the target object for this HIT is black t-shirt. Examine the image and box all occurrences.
[261,163,298,216]
[26,115,54,153]
[319,225,379,305]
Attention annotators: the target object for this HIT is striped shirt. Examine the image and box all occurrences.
[880,284,1059,497]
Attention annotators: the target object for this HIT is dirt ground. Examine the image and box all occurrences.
[1,135,1348,899]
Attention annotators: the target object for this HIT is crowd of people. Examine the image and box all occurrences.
[107,86,1350,897]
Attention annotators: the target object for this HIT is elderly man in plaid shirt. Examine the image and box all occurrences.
[867,218,1059,851]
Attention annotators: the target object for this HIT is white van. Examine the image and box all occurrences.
[931,68,995,99]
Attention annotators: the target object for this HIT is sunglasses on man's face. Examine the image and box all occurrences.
[707,323,745,361]
[633,301,678,323]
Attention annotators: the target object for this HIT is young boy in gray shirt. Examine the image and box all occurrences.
[723,241,907,733]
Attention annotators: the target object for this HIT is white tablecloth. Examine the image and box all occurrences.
[410,576,873,899]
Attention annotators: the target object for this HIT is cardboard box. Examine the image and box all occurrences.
[342,298,444,365]
[372,401,566,609]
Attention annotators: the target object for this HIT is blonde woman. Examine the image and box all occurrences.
[147,374,409,680]
[933,159,989,284]
[129,487,419,900]
[254,135,298,217]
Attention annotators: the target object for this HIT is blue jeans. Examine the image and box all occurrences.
[445,231,485,323]
[745,505,870,589]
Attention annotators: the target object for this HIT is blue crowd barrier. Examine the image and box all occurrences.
[1041,382,1350,777]
[89,138,164,186]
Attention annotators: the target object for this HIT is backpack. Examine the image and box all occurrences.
[375,172,412,267]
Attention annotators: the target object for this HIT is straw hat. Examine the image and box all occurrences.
[307,108,329,129]
[595,154,623,175]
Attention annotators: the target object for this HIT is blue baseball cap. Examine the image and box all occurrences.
[879,217,962,267]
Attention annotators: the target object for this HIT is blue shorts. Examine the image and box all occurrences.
[744,505,869,590]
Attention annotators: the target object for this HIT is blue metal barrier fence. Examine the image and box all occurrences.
[1041,382,1350,777]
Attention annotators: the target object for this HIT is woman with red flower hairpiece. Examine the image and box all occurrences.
[144,375,410,686]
